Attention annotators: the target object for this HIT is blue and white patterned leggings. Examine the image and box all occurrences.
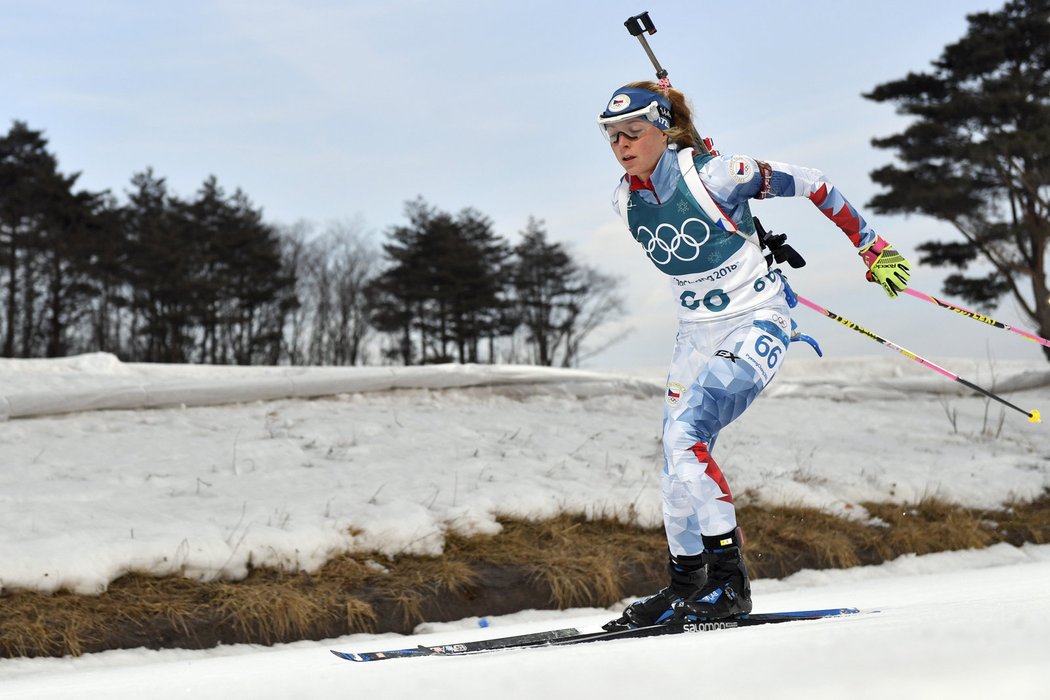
[660,298,791,556]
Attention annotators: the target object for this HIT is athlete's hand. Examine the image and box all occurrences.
[859,235,910,298]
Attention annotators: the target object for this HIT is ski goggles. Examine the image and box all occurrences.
[600,117,656,144]
[597,86,672,141]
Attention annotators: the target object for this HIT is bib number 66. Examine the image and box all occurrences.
[754,334,781,369]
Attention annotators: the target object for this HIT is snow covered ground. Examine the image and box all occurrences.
[2,544,1048,699]
[1,353,1047,595]
[0,352,1049,698]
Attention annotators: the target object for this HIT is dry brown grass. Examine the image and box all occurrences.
[0,594,108,658]
[212,578,332,645]
[862,498,998,556]
[738,503,871,577]
[2,493,1048,659]
[444,514,666,608]
[370,557,479,627]
[986,492,1050,545]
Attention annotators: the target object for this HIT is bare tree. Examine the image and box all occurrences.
[315,219,377,365]
[560,266,626,367]
[277,221,312,365]
[285,218,378,366]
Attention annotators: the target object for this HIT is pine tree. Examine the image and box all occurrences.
[369,198,430,364]
[0,121,104,357]
[78,192,126,355]
[122,169,191,362]
[446,207,511,363]
[864,0,1050,360]
[369,198,512,365]
[38,182,108,357]
[510,218,625,367]
[512,217,576,366]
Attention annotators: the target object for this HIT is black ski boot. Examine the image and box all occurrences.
[673,529,752,620]
[603,553,706,631]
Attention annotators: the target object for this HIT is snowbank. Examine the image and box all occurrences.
[0,353,1047,595]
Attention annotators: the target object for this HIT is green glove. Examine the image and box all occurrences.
[860,235,910,298]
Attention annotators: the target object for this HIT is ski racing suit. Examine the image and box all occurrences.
[611,144,878,559]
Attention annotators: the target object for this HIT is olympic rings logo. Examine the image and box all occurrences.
[635,218,711,265]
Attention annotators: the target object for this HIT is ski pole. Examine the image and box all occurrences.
[901,287,1050,349]
[623,12,711,155]
[796,294,1042,424]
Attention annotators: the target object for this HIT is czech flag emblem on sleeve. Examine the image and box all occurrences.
[666,382,686,406]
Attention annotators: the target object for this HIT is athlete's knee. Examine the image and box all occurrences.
[663,418,716,469]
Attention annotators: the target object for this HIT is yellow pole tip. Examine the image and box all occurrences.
[1029,409,1041,424]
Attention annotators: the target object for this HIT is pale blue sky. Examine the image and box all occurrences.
[4,0,1044,368]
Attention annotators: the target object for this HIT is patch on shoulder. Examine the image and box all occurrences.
[728,156,754,184]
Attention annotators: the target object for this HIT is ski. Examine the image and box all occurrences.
[542,607,861,649]
[331,608,860,662]
[330,627,580,662]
